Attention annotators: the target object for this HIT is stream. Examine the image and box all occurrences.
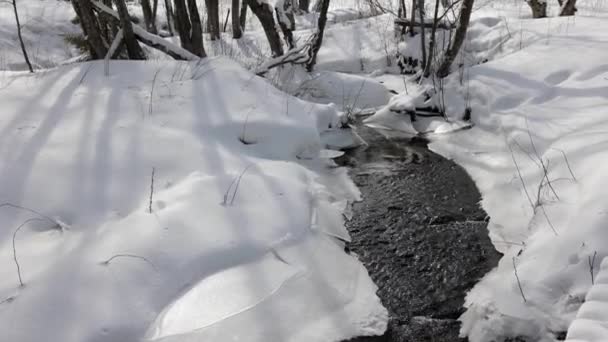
[337,122,502,342]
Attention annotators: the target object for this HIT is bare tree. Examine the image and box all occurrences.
[173,0,207,56]
[418,0,427,69]
[246,0,284,56]
[164,0,175,35]
[424,0,441,77]
[232,0,243,38]
[74,0,109,58]
[526,0,547,18]
[299,0,309,12]
[206,0,220,40]
[305,0,329,71]
[141,0,158,33]
[11,0,33,72]
[239,0,248,30]
[276,0,296,49]
[436,0,474,78]
[559,0,577,16]
[114,0,146,59]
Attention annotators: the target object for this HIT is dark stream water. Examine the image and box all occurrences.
[337,124,501,342]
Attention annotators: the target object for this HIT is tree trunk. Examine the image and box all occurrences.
[232,0,243,38]
[418,0,426,69]
[560,0,577,16]
[77,0,109,58]
[276,0,296,49]
[206,0,220,40]
[187,0,206,56]
[173,0,192,51]
[424,0,440,77]
[246,0,284,56]
[299,0,309,12]
[113,0,146,59]
[141,0,158,33]
[409,0,416,36]
[526,0,547,18]
[239,0,247,31]
[436,0,474,78]
[12,0,33,72]
[305,0,329,71]
[152,0,159,29]
[164,0,175,35]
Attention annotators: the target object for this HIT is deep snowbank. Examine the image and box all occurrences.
[0,58,387,342]
[428,14,608,342]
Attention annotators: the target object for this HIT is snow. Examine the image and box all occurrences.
[4,0,608,341]
[0,0,81,70]
[0,58,387,342]
[566,257,608,342]
[425,11,608,342]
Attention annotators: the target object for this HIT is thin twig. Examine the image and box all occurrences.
[550,148,577,182]
[538,203,558,236]
[525,118,559,201]
[0,203,58,226]
[149,69,161,116]
[507,143,535,210]
[12,218,45,287]
[148,167,155,214]
[100,254,158,271]
[230,164,254,206]
[512,257,527,303]
[588,251,597,285]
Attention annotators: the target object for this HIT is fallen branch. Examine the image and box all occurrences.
[394,18,455,30]
[255,39,313,76]
[91,1,199,61]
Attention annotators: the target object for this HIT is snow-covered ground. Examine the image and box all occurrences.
[0,59,387,341]
[3,0,608,341]
[426,7,608,342]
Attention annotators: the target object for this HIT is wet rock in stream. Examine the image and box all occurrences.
[337,125,501,342]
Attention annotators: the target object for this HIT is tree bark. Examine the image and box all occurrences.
[424,0,441,77]
[246,0,284,56]
[418,0,427,69]
[239,0,247,30]
[141,0,158,33]
[560,0,577,16]
[12,0,33,72]
[187,0,206,56]
[206,0,220,40]
[91,0,200,60]
[299,0,309,12]
[276,0,296,49]
[164,0,175,35]
[77,0,109,58]
[409,0,416,36]
[113,0,146,59]
[173,0,192,51]
[436,0,474,78]
[305,0,329,71]
[526,0,547,18]
[232,0,243,38]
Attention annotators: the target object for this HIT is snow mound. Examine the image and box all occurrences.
[0,57,387,342]
[566,257,608,342]
[429,14,608,342]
